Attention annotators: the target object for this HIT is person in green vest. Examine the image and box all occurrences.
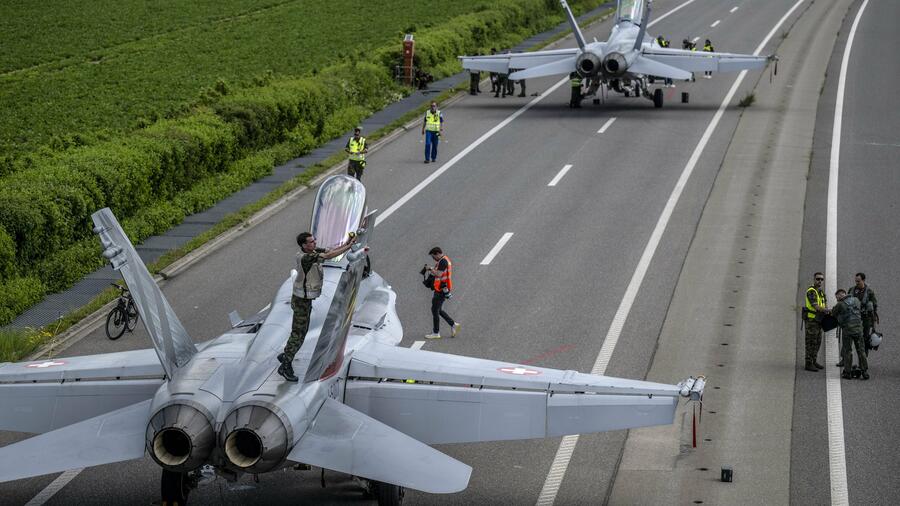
[569,72,583,109]
[344,127,367,180]
[703,39,715,78]
[802,272,828,372]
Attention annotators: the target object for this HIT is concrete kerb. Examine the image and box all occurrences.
[25,8,614,362]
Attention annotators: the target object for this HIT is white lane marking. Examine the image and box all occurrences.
[535,1,808,504]
[480,233,514,265]
[597,117,617,134]
[375,78,569,227]
[731,6,739,13]
[25,468,83,506]
[548,164,573,187]
[692,36,700,43]
[411,340,425,350]
[711,19,721,28]
[648,0,697,26]
[826,1,869,504]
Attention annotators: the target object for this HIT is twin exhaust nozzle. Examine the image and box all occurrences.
[147,403,291,473]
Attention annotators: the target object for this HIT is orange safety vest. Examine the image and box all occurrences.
[433,255,453,292]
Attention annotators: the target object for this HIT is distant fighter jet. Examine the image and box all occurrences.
[0,175,705,505]
[460,0,776,108]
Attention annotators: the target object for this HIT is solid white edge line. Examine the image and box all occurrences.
[375,78,569,227]
[534,1,807,504]
[480,233,514,265]
[548,164,574,186]
[25,468,84,506]
[411,340,426,350]
[731,6,739,13]
[597,117,617,134]
[826,1,868,505]
[711,19,721,28]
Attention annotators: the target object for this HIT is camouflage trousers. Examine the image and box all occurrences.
[283,295,312,362]
[347,160,365,180]
[841,330,867,374]
[804,320,823,365]
[862,316,874,352]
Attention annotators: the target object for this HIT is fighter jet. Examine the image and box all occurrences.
[460,0,776,107]
[0,175,705,505]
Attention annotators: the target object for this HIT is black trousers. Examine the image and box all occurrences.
[431,291,454,333]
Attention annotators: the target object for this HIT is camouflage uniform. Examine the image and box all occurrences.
[283,251,324,363]
[833,295,867,377]
[803,286,827,369]
[849,284,877,352]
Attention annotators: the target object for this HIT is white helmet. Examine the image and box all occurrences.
[870,332,883,350]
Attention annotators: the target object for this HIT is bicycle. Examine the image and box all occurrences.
[106,283,139,340]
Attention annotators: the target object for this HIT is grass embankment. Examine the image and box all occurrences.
[0,0,605,359]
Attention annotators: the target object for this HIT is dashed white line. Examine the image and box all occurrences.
[534,1,808,504]
[692,36,700,43]
[711,19,721,28]
[411,340,425,350]
[25,468,83,506]
[826,1,869,504]
[548,164,573,187]
[375,78,570,227]
[730,6,739,13]
[597,117,617,134]
[480,233,514,265]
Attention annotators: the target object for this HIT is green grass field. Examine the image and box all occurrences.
[0,0,492,165]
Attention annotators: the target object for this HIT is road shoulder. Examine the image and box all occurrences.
[608,0,854,503]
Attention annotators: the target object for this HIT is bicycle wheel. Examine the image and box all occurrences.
[106,306,127,340]
[125,300,139,332]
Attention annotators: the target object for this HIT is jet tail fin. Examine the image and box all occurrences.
[289,399,471,493]
[92,208,196,377]
[633,0,653,50]
[560,0,587,50]
[0,399,150,483]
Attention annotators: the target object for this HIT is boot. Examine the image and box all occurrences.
[278,362,298,382]
[805,364,818,372]
[814,362,824,369]
[862,371,870,380]
[835,359,844,367]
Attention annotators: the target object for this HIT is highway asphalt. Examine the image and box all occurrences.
[2,0,890,505]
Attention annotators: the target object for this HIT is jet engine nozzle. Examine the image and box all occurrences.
[146,403,215,471]
[575,51,602,77]
[220,403,292,473]
[602,52,629,76]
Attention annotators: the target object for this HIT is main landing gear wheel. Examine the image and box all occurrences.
[161,470,191,506]
[375,482,404,506]
[653,88,664,108]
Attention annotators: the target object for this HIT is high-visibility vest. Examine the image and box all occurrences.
[433,256,453,292]
[805,286,825,320]
[425,111,441,132]
[571,77,582,87]
[703,43,713,52]
[348,136,366,161]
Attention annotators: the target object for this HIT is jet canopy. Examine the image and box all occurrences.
[311,175,367,251]
[616,0,645,25]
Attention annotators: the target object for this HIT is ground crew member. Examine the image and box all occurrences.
[344,127,367,180]
[469,58,481,95]
[569,72,583,108]
[489,48,499,93]
[277,232,356,382]
[421,101,443,163]
[425,246,460,339]
[506,70,516,97]
[496,72,508,98]
[832,288,868,380]
[518,77,526,97]
[703,39,714,78]
[656,36,673,86]
[802,272,828,372]
[683,39,697,81]
[849,272,878,353]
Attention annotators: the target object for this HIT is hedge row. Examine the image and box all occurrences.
[0,0,603,326]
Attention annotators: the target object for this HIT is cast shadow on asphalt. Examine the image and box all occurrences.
[454,101,750,114]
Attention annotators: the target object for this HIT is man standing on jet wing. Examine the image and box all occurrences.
[278,231,356,381]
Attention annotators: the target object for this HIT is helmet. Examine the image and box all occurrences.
[870,332,883,350]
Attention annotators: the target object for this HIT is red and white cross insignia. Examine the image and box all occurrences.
[498,366,541,376]
[26,360,66,368]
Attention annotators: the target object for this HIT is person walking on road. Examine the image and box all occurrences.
[345,127,367,180]
[849,272,878,354]
[278,232,356,382]
[802,272,828,372]
[702,39,714,78]
[469,59,481,95]
[489,48,499,94]
[569,72,583,108]
[421,101,444,164]
[425,246,460,339]
[832,288,868,380]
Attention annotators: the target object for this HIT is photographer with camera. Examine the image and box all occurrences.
[423,246,460,339]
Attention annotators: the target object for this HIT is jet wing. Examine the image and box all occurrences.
[461,47,582,76]
[641,47,773,73]
[345,343,703,445]
[0,399,151,483]
[0,349,164,433]
[288,398,471,494]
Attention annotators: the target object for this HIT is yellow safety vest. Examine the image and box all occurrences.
[703,44,713,52]
[348,136,366,161]
[805,286,825,320]
[571,77,582,87]
[425,111,441,132]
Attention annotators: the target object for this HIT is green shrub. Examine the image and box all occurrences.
[0,277,46,326]
[0,228,16,280]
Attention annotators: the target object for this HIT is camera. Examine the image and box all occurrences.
[419,265,429,275]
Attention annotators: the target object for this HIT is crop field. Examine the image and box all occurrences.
[0,0,495,166]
